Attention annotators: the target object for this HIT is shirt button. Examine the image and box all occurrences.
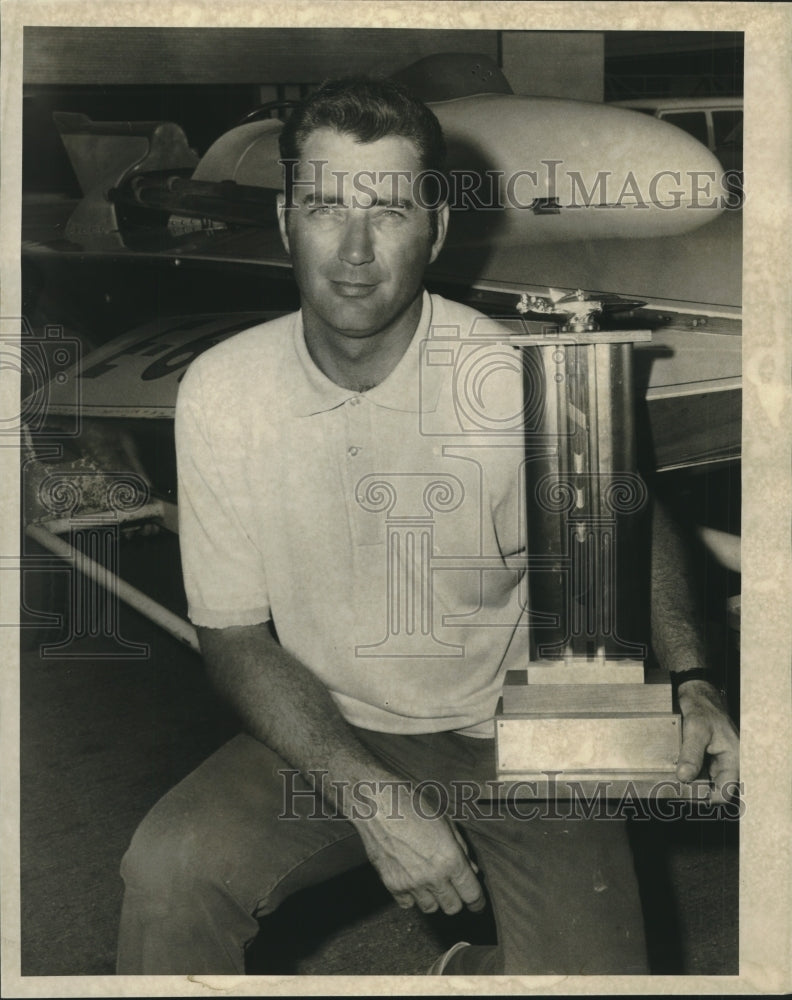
[348,446,360,457]
[349,396,362,406]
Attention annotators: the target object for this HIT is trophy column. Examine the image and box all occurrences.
[496,314,685,798]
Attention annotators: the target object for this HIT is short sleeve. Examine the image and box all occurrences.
[175,358,271,628]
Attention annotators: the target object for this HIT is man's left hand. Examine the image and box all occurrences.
[676,679,740,803]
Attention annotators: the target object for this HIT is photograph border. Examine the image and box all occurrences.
[2,2,790,996]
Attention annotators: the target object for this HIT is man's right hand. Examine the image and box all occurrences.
[197,625,486,914]
[353,797,486,915]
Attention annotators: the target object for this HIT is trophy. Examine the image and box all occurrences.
[495,291,692,798]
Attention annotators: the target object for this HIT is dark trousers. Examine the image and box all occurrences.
[116,729,649,975]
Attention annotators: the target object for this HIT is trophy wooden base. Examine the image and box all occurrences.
[494,661,702,798]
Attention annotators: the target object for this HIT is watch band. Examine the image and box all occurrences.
[670,667,714,693]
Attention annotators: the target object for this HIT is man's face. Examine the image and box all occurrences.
[277,128,448,342]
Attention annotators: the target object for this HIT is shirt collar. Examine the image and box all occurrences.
[288,290,444,416]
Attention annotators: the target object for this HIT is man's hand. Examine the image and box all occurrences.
[198,624,486,915]
[676,678,740,803]
[353,791,485,915]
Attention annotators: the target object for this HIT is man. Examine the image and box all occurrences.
[116,77,739,976]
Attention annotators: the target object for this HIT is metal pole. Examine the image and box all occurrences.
[25,523,200,653]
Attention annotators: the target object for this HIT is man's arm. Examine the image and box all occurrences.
[650,499,740,802]
[197,623,485,915]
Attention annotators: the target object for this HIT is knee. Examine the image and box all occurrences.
[120,793,223,900]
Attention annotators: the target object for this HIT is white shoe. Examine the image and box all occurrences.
[427,941,471,974]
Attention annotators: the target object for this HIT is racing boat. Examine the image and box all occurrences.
[20,67,742,651]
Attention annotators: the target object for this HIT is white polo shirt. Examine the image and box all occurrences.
[176,291,530,736]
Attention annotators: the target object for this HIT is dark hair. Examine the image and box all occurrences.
[279,75,446,174]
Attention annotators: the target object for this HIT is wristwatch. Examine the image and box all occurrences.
[670,667,714,693]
